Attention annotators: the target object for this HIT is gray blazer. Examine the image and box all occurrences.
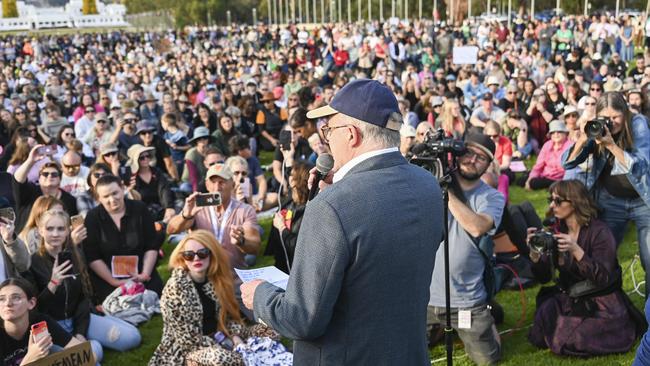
[254,151,443,365]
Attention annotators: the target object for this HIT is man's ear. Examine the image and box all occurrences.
[348,124,363,148]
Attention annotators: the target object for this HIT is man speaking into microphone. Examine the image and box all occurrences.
[241,79,443,365]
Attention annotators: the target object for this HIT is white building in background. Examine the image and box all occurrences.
[0,0,128,31]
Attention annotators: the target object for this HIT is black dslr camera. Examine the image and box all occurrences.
[409,128,466,181]
[529,229,557,255]
[584,118,613,140]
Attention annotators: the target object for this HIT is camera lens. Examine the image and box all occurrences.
[585,119,604,139]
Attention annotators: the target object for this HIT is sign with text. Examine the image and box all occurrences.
[26,341,95,366]
[452,46,479,65]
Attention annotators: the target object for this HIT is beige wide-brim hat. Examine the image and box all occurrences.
[127,144,155,172]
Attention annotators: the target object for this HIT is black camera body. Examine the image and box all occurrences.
[529,229,557,255]
[409,128,466,180]
[584,118,613,140]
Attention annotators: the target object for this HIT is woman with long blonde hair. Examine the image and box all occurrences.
[437,99,466,139]
[24,209,141,363]
[151,230,279,365]
[18,196,64,254]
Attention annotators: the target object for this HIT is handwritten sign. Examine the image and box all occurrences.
[452,46,479,65]
[26,341,95,366]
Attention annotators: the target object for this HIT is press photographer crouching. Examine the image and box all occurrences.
[562,92,650,296]
[528,180,644,357]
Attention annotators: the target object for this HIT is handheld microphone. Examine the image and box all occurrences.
[308,153,334,201]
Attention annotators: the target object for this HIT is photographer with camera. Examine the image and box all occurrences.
[428,133,505,365]
[527,180,642,357]
[562,92,650,296]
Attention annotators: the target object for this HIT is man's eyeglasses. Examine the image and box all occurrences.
[140,131,153,136]
[321,124,353,143]
[181,248,211,261]
[123,118,136,124]
[462,150,490,164]
[41,171,60,178]
[85,109,95,114]
[547,197,570,206]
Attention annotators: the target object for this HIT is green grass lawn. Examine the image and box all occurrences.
[101,156,647,365]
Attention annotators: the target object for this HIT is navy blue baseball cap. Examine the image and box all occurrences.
[306,79,402,131]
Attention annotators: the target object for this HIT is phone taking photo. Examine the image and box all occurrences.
[70,214,84,230]
[195,192,222,207]
[36,145,57,156]
[278,130,292,151]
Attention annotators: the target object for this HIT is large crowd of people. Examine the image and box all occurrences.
[0,8,649,365]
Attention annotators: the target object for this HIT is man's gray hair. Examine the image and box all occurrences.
[353,112,402,148]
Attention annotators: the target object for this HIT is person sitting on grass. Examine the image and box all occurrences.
[23,209,141,363]
[0,277,86,366]
[149,230,278,366]
[82,174,163,305]
[528,180,645,357]
[520,120,573,190]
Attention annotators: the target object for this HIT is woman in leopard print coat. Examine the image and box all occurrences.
[149,230,276,366]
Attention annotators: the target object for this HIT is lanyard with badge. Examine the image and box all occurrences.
[208,200,234,244]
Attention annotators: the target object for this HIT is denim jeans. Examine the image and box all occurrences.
[427,303,501,365]
[57,319,103,365]
[59,313,141,357]
[598,188,650,296]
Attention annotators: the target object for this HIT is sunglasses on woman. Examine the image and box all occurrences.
[181,248,211,261]
[547,197,570,205]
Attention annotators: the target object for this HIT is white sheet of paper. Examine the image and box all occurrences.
[458,310,472,329]
[452,46,479,65]
[510,160,527,172]
[235,266,289,290]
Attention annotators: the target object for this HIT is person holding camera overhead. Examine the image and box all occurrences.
[167,163,261,271]
[563,92,650,297]
[527,180,642,356]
